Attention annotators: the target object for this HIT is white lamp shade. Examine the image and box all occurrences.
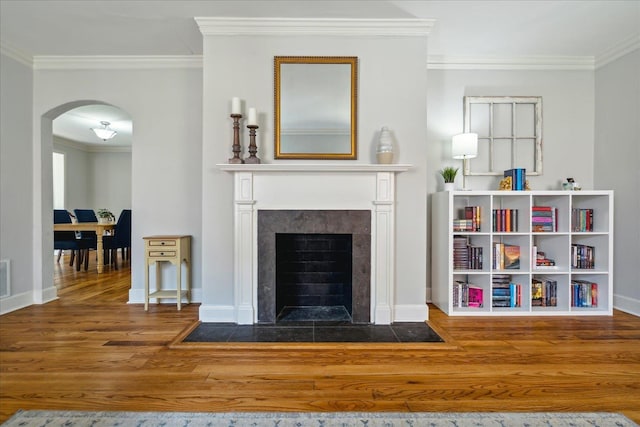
[452,133,478,159]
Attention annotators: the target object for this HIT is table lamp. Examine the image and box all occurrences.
[452,132,478,190]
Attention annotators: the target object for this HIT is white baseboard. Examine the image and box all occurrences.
[0,286,58,315]
[199,304,237,322]
[613,294,640,317]
[393,303,429,322]
[0,290,34,315]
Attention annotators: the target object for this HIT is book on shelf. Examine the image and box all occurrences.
[454,206,481,232]
[531,277,558,307]
[452,281,484,308]
[504,168,526,191]
[571,280,598,307]
[572,208,594,232]
[503,244,520,269]
[492,275,522,308]
[453,236,483,270]
[492,209,519,232]
[571,244,595,269]
[492,243,520,270]
[531,246,557,269]
[532,206,558,232]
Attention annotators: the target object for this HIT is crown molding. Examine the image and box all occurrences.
[595,35,640,69]
[0,41,33,67]
[427,55,595,70]
[33,55,202,70]
[54,136,131,154]
[195,17,434,37]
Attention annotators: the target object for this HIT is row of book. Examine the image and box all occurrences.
[493,243,520,270]
[453,206,482,232]
[456,205,597,234]
[493,209,519,232]
[453,278,600,309]
[531,277,558,307]
[571,280,598,307]
[492,274,522,307]
[453,236,483,270]
[571,244,595,269]
[504,168,526,191]
[452,281,484,308]
[531,206,558,232]
[571,208,594,232]
[532,246,556,268]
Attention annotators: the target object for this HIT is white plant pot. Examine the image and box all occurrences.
[443,183,456,192]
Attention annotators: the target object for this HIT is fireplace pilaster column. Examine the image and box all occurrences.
[372,171,395,324]
[234,172,256,324]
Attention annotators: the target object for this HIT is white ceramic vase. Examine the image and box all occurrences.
[376,126,394,164]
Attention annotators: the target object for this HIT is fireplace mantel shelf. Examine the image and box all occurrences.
[217,164,412,173]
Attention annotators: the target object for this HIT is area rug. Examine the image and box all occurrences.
[2,410,637,427]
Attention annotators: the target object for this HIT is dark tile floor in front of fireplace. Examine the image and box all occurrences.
[184,318,444,343]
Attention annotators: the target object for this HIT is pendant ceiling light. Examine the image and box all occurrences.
[91,121,117,141]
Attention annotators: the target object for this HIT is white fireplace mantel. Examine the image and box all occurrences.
[209,163,413,325]
[217,164,413,173]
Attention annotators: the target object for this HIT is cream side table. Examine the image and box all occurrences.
[143,235,191,311]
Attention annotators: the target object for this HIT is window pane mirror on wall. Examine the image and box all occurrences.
[463,96,542,176]
[274,56,358,160]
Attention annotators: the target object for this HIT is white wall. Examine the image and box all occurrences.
[201,34,429,318]
[53,136,132,218]
[595,48,640,316]
[89,150,132,217]
[0,53,34,313]
[32,67,202,305]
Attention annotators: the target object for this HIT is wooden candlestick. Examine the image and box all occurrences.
[244,125,261,164]
[228,114,244,164]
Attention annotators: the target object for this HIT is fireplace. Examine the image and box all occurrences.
[257,210,371,323]
[276,233,352,322]
[213,164,412,325]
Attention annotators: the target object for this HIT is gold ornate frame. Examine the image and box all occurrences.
[274,56,358,160]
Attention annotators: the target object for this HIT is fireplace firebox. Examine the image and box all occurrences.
[275,233,352,322]
[258,210,371,324]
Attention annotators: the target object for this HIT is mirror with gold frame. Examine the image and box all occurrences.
[274,56,358,159]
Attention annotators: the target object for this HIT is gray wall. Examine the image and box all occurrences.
[53,137,132,219]
[28,67,203,308]
[1,45,638,316]
[595,49,640,315]
[0,53,33,311]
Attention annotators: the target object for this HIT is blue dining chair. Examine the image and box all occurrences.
[54,209,91,271]
[102,209,131,270]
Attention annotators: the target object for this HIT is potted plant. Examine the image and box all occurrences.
[96,209,115,224]
[440,166,458,191]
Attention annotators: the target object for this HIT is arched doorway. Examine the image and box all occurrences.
[36,100,132,303]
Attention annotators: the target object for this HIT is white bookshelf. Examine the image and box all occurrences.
[431,190,613,316]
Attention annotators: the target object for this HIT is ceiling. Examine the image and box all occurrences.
[1,1,639,147]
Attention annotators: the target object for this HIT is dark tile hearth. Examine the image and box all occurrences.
[183,321,444,343]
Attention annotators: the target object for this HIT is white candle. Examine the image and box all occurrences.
[231,97,241,115]
[248,107,257,125]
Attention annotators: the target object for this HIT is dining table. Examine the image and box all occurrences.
[53,222,116,273]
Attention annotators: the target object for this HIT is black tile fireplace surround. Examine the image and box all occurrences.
[258,210,371,324]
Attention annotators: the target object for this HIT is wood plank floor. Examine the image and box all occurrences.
[1,253,639,423]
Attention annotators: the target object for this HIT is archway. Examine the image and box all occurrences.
[36,100,132,303]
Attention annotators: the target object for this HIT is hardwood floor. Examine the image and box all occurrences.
[1,253,639,423]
